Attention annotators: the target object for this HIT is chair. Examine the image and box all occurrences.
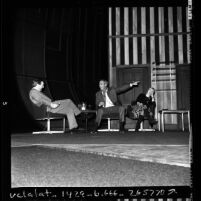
[127,105,155,131]
[97,113,120,132]
[30,103,66,134]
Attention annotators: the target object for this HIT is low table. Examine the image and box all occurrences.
[158,110,190,132]
[80,109,96,131]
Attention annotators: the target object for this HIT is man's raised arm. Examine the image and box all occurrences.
[115,81,140,94]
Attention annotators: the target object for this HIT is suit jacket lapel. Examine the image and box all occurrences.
[107,88,114,102]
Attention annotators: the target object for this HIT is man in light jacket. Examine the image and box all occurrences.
[29,79,81,131]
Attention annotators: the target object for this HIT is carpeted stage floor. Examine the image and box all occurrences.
[11,130,191,187]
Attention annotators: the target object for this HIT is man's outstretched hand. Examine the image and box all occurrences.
[130,81,140,87]
[50,102,60,109]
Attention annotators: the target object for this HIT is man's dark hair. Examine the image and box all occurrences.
[32,79,43,87]
[99,79,108,86]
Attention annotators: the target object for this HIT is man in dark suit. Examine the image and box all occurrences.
[92,79,140,132]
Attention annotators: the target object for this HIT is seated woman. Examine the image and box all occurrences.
[128,87,158,131]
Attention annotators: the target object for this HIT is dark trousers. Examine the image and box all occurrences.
[135,109,155,130]
[96,106,125,127]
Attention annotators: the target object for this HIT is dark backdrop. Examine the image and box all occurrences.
[4,7,108,132]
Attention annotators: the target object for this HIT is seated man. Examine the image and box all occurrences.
[92,79,140,133]
[130,87,158,131]
[29,79,81,132]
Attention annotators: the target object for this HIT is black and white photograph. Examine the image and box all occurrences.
[1,0,193,200]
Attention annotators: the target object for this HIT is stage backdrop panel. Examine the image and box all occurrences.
[108,7,191,125]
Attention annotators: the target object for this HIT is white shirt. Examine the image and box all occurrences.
[104,90,114,108]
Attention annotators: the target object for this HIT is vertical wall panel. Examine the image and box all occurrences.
[109,8,113,83]
[150,7,156,114]
[116,8,121,66]
[146,7,150,64]
[120,7,125,65]
[141,7,146,64]
[164,7,170,64]
[137,7,142,64]
[112,7,116,67]
[177,7,184,64]
[168,7,174,62]
[186,7,191,64]
[128,8,133,65]
[154,7,160,65]
[150,7,155,64]
[159,7,170,123]
[182,7,187,64]
[173,7,178,64]
[124,8,129,65]
[133,7,138,64]
[159,7,165,63]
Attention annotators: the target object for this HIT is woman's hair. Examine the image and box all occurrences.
[149,87,155,96]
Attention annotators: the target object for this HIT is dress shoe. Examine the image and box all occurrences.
[119,122,125,131]
[90,130,98,134]
[66,127,79,134]
[90,127,98,134]
[119,126,126,132]
[120,129,127,133]
[65,130,74,134]
[90,123,99,134]
[150,119,158,125]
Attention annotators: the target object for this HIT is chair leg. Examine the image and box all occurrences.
[181,113,184,131]
[108,118,111,130]
[63,118,65,132]
[33,117,66,134]
[158,113,160,131]
[188,111,191,132]
[98,118,119,132]
[161,112,164,132]
[47,119,50,131]
[140,121,143,130]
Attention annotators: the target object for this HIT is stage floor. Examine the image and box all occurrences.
[11,130,191,187]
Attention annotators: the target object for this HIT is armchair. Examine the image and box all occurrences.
[97,112,120,132]
[30,101,66,134]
